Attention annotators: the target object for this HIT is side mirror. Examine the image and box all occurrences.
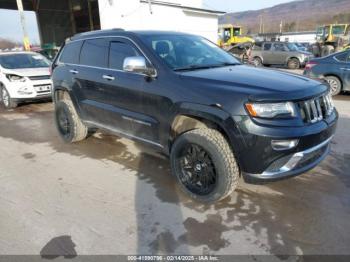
[123,56,156,77]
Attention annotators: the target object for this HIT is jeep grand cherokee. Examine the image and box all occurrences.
[51,30,338,202]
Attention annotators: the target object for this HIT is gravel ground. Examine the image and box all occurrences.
[0,70,349,259]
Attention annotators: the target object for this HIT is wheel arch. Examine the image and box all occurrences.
[286,56,301,64]
[253,55,264,63]
[168,103,243,160]
[53,87,84,119]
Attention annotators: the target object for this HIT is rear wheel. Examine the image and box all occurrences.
[287,58,300,69]
[252,57,263,67]
[170,128,239,203]
[325,76,342,96]
[0,86,17,109]
[54,99,88,143]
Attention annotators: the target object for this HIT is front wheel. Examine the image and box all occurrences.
[1,86,18,109]
[170,128,239,203]
[252,57,263,67]
[287,58,300,69]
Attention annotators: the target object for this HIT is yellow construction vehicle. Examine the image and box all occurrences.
[312,24,350,57]
[218,24,254,49]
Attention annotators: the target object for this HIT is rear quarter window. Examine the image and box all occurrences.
[334,52,348,62]
[59,41,82,64]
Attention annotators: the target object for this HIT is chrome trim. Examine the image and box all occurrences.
[58,35,158,78]
[84,120,163,148]
[261,135,333,177]
[122,116,152,127]
[102,74,115,81]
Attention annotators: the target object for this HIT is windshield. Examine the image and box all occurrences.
[287,43,299,51]
[332,25,346,35]
[141,34,240,71]
[0,53,50,69]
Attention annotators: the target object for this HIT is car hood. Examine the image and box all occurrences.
[3,67,50,77]
[178,65,327,102]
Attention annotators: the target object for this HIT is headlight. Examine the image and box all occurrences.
[245,102,297,118]
[6,74,26,82]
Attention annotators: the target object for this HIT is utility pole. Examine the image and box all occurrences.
[148,0,153,14]
[16,0,30,50]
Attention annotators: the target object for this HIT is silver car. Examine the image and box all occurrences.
[251,42,314,69]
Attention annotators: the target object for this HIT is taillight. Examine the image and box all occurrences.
[305,61,317,70]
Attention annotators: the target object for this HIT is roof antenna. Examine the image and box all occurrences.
[148,0,153,14]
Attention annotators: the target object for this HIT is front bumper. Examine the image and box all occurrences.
[242,135,332,181]
[5,80,52,100]
[224,109,338,182]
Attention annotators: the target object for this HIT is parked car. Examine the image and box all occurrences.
[251,41,314,69]
[51,30,338,203]
[294,42,308,52]
[0,52,52,108]
[227,42,254,63]
[304,50,350,96]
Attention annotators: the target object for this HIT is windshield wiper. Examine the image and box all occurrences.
[174,62,239,72]
[174,65,216,72]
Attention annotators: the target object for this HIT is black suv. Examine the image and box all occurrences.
[51,30,338,202]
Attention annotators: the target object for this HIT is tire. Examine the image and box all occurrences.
[252,57,263,67]
[321,45,334,57]
[287,58,300,69]
[325,76,342,96]
[170,128,239,203]
[54,99,88,143]
[0,86,18,109]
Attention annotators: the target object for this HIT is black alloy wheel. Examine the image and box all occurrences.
[176,143,217,196]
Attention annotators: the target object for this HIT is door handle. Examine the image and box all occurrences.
[102,75,115,81]
[69,69,79,74]
[340,68,350,71]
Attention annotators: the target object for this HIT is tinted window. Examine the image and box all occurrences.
[335,52,348,62]
[253,42,262,50]
[263,43,272,51]
[60,41,82,64]
[0,53,50,69]
[80,39,108,67]
[109,41,140,70]
[273,43,286,51]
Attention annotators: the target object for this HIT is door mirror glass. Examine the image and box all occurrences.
[123,56,156,76]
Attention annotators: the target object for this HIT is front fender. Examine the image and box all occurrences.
[166,102,246,161]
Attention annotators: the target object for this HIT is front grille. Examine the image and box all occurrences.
[298,94,333,124]
[28,75,51,81]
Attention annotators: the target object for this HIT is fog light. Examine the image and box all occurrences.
[271,139,299,151]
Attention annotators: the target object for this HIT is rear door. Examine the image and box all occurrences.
[73,38,110,123]
[342,51,350,90]
[271,43,289,65]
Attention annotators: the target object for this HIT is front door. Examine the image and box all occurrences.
[97,38,159,143]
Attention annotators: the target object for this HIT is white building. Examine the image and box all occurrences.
[98,0,224,42]
[279,31,317,44]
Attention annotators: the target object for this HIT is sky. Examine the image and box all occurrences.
[0,0,294,45]
[0,9,40,44]
[203,0,294,12]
